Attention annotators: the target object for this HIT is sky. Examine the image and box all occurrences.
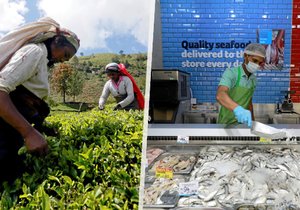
[0,0,151,56]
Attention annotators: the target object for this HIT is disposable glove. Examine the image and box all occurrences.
[233,105,252,127]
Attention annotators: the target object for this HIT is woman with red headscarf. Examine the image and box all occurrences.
[99,62,144,111]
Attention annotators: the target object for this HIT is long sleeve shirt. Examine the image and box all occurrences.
[0,43,49,100]
[99,76,135,108]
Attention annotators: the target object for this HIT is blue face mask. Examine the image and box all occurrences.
[246,61,260,74]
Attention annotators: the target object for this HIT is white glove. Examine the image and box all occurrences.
[98,104,104,110]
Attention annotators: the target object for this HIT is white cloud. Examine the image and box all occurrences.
[0,0,28,31]
[37,0,150,50]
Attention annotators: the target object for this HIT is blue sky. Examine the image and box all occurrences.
[0,0,150,56]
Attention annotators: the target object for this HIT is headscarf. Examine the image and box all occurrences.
[29,26,80,50]
[0,17,80,71]
[104,62,120,73]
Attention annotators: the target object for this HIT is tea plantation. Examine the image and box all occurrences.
[0,108,143,209]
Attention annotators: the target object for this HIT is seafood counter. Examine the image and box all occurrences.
[144,145,300,209]
[143,125,300,210]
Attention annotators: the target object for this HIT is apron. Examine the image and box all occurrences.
[218,66,255,125]
[114,94,139,111]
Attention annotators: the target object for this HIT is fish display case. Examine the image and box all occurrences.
[143,124,300,210]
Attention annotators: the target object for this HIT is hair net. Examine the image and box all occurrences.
[105,63,120,73]
[244,43,266,58]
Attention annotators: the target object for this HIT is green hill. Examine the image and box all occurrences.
[49,52,147,106]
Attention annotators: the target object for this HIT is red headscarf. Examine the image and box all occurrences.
[118,63,144,110]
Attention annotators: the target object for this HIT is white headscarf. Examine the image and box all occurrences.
[0,17,80,71]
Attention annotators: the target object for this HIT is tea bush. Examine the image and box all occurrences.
[0,108,143,210]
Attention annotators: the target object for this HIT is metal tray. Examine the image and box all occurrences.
[146,147,166,166]
[251,121,287,139]
[144,175,188,208]
[144,190,180,208]
[147,152,197,175]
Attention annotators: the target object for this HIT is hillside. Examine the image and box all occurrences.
[49,52,147,105]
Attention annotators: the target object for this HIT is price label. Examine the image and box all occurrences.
[177,136,189,144]
[259,137,272,143]
[179,181,198,196]
[155,167,173,179]
[155,167,165,178]
[165,168,173,179]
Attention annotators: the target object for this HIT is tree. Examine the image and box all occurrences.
[51,63,74,103]
[67,70,84,101]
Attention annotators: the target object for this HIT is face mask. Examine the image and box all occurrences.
[246,61,260,74]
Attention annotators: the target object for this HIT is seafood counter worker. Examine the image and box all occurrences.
[0,17,79,184]
[216,43,266,127]
[98,63,140,111]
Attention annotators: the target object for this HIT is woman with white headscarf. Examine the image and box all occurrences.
[0,17,80,183]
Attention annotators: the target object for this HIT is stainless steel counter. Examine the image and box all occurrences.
[272,113,300,124]
[147,123,300,137]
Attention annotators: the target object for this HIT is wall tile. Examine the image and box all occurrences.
[160,0,294,103]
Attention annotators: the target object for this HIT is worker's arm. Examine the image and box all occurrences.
[216,85,252,127]
[0,91,48,155]
[98,82,110,109]
[216,85,239,111]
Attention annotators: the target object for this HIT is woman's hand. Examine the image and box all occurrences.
[24,127,49,156]
[0,91,49,156]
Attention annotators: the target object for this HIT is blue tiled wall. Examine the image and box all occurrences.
[160,0,292,103]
